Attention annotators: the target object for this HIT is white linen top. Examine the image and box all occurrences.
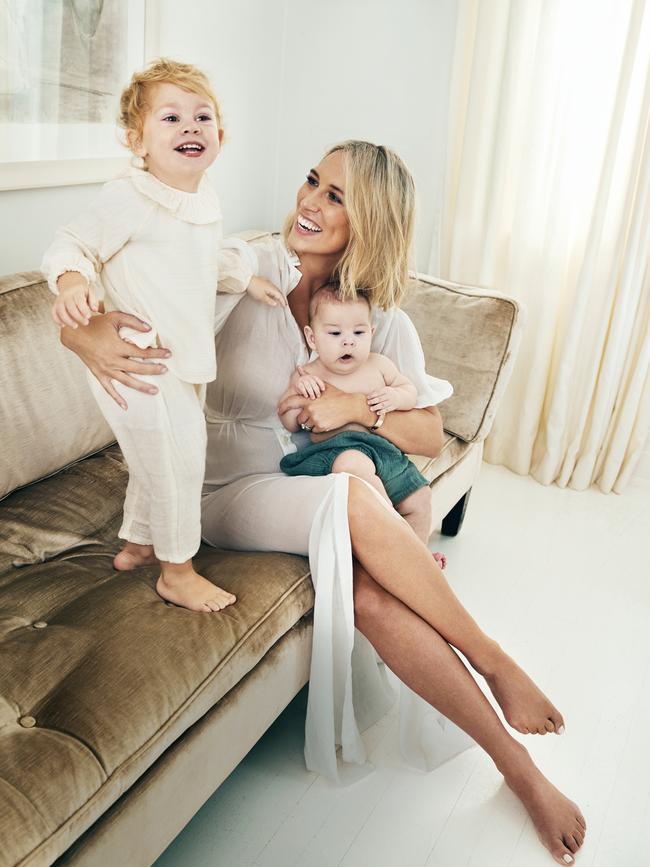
[203,234,454,488]
[41,167,250,384]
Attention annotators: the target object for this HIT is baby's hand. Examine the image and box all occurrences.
[51,275,99,328]
[367,386,401,414]
[296,372,325,400]
[246,276,286,308]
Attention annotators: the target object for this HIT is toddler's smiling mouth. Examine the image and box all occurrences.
[175,142,205,156]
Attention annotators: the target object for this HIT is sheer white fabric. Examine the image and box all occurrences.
[201,236,473,781]
[435,0,650,492]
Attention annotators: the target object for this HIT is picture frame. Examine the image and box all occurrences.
[0,0,157,191]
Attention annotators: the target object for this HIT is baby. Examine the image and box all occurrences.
[42,58,283,613]
[278,285,446,565]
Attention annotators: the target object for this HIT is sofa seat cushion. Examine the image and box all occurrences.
[408,433,473,484]
[0,544,313,867]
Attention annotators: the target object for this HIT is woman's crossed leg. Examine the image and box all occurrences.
[347,477,586,865]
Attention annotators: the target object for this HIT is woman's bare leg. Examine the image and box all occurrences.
[347,478,564,736]
[353,564,586,865]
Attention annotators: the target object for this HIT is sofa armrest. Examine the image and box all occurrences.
[402,273,524,444]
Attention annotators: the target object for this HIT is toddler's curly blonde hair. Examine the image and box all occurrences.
[118,58,223,147]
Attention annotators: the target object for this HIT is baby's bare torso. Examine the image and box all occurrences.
[302,353,386,439]
[305,353,386,394]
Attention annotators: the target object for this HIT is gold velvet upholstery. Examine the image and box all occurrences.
[0,273,114,503]
[403,277,520,443]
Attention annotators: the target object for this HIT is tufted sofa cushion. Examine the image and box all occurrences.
[0,272,114,503]
[0,538,313,867]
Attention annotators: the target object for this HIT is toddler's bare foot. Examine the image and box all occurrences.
[156,562,236,613]
[478,643,565,735]
[502,745,586,864]
[114,542,158,571]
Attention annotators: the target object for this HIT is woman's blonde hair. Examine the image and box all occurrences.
[283,140,415,309]
[119,57,223,147]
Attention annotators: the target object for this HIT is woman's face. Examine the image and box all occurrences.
[288,150,350,259]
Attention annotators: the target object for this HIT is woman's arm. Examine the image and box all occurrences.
[61,312,170,410]
[276,386,444,458]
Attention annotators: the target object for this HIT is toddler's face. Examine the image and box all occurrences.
[305,299,373,374]
[130,82,222,191]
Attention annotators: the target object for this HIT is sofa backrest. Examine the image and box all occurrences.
[402,275,522,443]
[0,261,521,501]
[0,272,114,501]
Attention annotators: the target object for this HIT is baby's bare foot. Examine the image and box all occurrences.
[114,542,158,571]
[503,747,586,864]
[156,564,236,613]
[432,551,447,570]
[479,644,565,735]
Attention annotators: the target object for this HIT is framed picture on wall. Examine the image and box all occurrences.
[0,0,156,191]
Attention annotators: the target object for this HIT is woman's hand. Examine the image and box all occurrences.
[61,311,170,410]
[277,382,374,433]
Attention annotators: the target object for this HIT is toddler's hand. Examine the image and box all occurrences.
[367,386,400,414]
[296,372,325,400]
[52,277,99,328]
[246,276,286,308]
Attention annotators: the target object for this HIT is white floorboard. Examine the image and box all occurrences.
[154,464,650,867]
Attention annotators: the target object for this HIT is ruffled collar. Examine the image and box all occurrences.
[128,166,222,225]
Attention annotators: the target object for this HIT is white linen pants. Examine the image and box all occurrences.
[88,369,207,563]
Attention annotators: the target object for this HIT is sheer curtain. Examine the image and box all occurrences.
[432,0,650,493]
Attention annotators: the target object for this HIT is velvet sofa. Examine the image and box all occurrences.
[0,235,521,867]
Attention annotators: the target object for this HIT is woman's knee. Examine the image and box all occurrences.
[332,449,376,479]
[352,567,386,624]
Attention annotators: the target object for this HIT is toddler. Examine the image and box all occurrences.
[42,58,283,612]
[278,285,446,566]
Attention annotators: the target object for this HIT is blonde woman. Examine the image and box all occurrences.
[63,141,586,865]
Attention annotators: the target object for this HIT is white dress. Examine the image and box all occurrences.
[203,235,474,781]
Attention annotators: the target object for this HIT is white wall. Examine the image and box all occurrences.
[0,0,457,274]
[271,0,458,271]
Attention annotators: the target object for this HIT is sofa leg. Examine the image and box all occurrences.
[440,489,472,537]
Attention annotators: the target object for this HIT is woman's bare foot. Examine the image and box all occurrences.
[156,560,236,612]
[501,744,586,864]
[476,642,565,735]
[114,542,158,571]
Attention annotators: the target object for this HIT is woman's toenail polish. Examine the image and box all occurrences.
[558,725,565,735]
[563,855,573,864]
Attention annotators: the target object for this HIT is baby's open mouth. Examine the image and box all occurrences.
[339,354,354,361]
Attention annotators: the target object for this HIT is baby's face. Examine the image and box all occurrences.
[130,82,222,191]
[306,299,373,374]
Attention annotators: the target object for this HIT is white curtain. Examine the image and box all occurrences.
[433,0,650,493]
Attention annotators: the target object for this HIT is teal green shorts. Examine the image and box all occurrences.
[280,430,429,506]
